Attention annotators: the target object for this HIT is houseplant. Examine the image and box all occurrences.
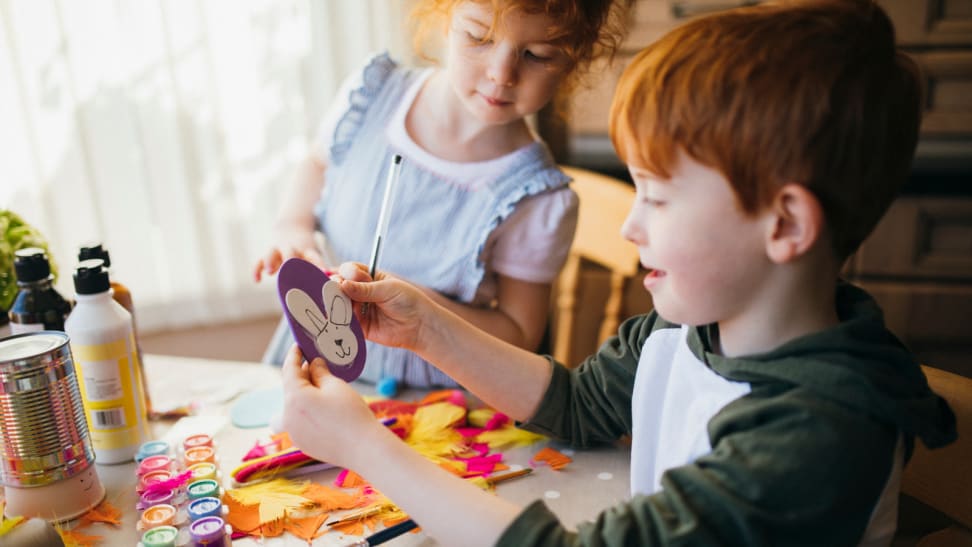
[0,210,58,316]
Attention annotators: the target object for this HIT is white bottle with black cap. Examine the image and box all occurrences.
[64,258,150,464]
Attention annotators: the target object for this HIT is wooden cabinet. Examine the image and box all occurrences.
[564,0,972,156]
[846,196,972,375]
[554,0,972,373]
[881,0,972,138]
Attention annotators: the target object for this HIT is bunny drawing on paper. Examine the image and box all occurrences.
[276,257,365,381]
[285,280,358,366]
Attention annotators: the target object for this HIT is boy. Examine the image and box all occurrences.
[279,0,957,545]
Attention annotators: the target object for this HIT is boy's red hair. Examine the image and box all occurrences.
[610,0,922,259]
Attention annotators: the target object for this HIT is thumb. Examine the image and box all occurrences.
[339,276,382,303]
[337,261,373,282]
[306,357,333,386]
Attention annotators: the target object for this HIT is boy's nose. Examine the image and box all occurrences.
[620,208,645,246]
[487,45,518,87]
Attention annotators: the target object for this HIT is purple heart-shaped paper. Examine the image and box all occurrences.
[277,258,366,381]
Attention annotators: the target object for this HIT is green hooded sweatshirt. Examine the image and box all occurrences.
[498,283,956,546]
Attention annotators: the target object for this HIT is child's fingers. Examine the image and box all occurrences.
[338,261,372,282]
[339,277,378,303]
[305,357,332,387]
[302,250,327,271]
[280,344,309,389]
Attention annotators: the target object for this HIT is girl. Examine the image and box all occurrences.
[254,0,626,386]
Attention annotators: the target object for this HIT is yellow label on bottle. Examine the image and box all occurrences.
[72,336,149,451]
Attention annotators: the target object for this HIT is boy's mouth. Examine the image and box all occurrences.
[643,268,665,289]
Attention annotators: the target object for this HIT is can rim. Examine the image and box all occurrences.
[0,331,70,365]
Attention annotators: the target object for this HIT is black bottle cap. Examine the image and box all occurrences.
[78,243,111,268]
[74,259,111,295]
[13,247,51,282]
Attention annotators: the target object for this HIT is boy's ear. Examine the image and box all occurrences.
[765,183,825,264]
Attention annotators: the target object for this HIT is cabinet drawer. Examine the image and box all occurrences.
[626,0,754,51]
[877,0,972,47]
[861,281,972,341]
[851,196,972,280]
[912,50,972,137]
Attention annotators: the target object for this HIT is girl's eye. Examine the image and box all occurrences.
[524,50,551,62]
[465,31,488,44]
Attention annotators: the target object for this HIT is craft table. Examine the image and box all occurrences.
[69,354,631,546]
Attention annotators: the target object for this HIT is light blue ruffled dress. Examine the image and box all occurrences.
[267,53,570,387]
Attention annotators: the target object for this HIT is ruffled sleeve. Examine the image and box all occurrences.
[329,52,398,165]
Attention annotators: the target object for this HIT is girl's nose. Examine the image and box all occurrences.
[487,45,518,87]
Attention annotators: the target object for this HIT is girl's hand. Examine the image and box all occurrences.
[279,345,381,467]
[336,262,434,353]
[253,227,326,281]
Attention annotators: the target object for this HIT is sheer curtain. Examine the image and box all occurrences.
[0,0,413,333]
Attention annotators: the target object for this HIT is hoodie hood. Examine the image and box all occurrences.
[694,282,956,450]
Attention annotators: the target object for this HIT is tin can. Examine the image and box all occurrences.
[0,331,105,521]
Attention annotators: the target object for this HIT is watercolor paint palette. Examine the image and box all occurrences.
[276,258,366,382]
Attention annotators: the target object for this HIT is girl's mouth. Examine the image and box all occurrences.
[482,94,511,107]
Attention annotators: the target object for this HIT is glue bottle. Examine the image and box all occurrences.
[78,243,153,416]
[7,247,72,333]
[64,258,150,463]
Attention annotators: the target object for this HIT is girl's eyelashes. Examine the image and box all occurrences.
[456,25,558,63]
[465,31,489,44]
[524,50,552,63]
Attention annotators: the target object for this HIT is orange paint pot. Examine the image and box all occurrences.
[184,446,215,466]
[183,433,213,451]
[139,503,177,530]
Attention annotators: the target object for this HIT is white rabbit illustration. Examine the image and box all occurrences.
[285,280,359,366]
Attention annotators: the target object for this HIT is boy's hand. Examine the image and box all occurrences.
[279,345,381,467]
[336,262,432,353]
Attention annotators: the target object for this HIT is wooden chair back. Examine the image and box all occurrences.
[552,166,641,366]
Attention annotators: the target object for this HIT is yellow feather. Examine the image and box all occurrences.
[0,515,24,538]
[467,408,496,428]
[227,478,319,524]
[476,426,546,449]
[406,402,467,458]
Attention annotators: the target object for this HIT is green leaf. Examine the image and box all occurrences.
[0,210,58,311]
